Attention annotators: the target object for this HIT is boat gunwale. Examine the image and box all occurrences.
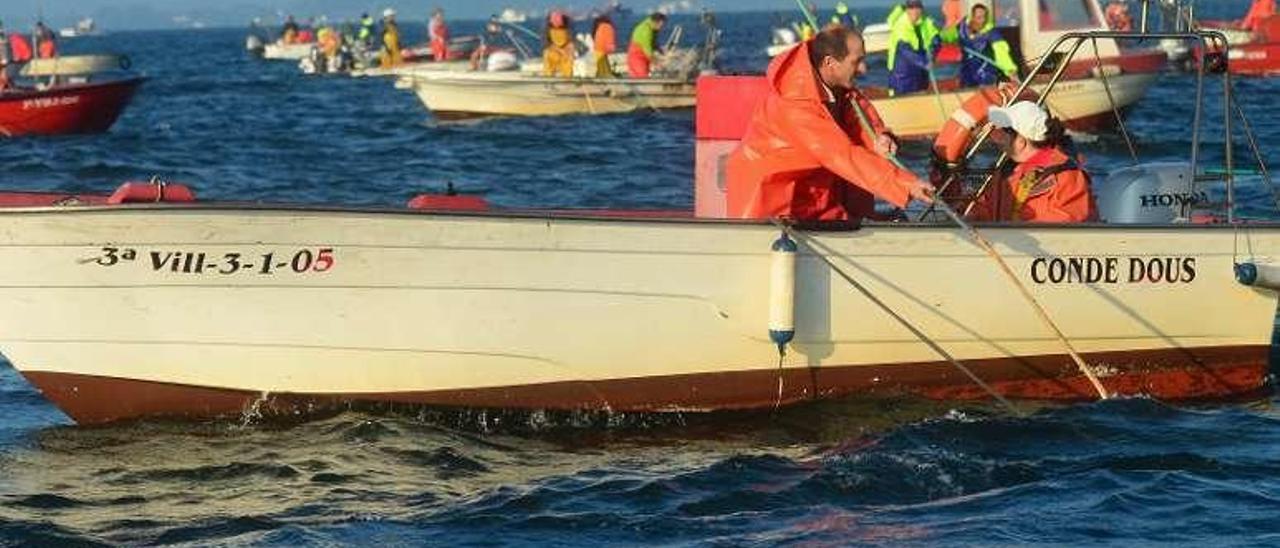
[0,201,1276,230]
[402,72,694,86]
[0,75,147,102]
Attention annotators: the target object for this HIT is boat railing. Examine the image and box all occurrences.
[935,28,1273,225]
[20,54,132,78]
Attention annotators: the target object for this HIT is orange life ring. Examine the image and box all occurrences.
[932,82,1037,165]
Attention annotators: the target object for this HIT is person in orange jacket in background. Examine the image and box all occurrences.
[429,8,450,61]
[592,15,617,78]
[34,21,56,58]
[1240,0,1277,32]
[968,101,1097,223]
[726,26,934,221]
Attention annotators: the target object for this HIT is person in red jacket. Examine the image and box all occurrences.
[429,8,450,61]
[34,21,56,58]
[726,26,933,221]
[968,101,1097,223]
[7,28,32,64]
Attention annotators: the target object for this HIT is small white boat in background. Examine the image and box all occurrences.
[263,42,314,61]
[59,18,99,38]
[400,71,697,118]
[499,8,529,24]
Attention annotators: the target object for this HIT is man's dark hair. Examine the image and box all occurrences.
[808,26,860,68]
[651,12,668,23]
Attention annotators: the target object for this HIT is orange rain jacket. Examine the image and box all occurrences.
[1241,0,1277,31]
[725,41,922,221]
[968,147,1098,222]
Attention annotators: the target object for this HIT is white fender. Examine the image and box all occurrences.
[769,233,797,355]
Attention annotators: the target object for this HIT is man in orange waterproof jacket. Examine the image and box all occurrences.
[968,101,1097,222]
[726,26,933,221]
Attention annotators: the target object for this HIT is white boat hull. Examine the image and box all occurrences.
[263,43,314,61]
[0,206,1275,423]
[403,72,696,117]
[871,71,1159,138]
[351,61,475,78]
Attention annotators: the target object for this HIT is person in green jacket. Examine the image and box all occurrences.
[830,1,858,28]
[626,12,667,78]
[939,3,1018,87]
[885,0,941,95]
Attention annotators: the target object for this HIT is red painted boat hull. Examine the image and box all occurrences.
[0,77,144,137]
[1228,42,1280,76]
[18,344,1270,425]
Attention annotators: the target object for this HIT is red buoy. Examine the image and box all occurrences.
[107,181,197,204]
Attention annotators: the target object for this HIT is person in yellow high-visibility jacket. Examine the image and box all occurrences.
[378,9,402,67]
[542,11,575,77]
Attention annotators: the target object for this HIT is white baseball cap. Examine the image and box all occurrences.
[988,101,1048,141]
[383,8,397,17]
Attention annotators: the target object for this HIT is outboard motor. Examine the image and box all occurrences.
[771,27,798,46]
[486,50,518,71]
[1094,162,1206,223]
[245,34,265,55]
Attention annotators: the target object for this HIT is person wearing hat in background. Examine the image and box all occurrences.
[378,8,402,67]
[34,21,56,58]
[281,15,300,44]
[358,13,375,47]
[542,11,575,77]
[470,16,505,70]
[1105,0,1133,31]
[627,12,667,78]
[968,101,1097,222]
[886,0,942,95]
[942,2,1018,87]
[726,25,934,221]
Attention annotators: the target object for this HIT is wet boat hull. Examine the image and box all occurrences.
[0,77,143,136]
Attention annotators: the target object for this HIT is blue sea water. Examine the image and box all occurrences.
[4,3,1280,545]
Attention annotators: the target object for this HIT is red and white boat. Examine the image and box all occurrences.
[0,55,143,137]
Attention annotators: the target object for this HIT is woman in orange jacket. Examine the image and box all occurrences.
[968,101,1097,223]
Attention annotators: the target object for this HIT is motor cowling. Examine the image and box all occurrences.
[1094,162,1204,223]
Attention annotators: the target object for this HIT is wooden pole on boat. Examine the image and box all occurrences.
[927,200,1110,400]
[792,0,819,31]
[582,84,598,115]
[845,99,1111,401]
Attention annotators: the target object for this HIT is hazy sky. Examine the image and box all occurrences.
[0,0,901,30]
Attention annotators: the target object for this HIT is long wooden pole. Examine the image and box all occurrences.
[846,98,1110,401]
